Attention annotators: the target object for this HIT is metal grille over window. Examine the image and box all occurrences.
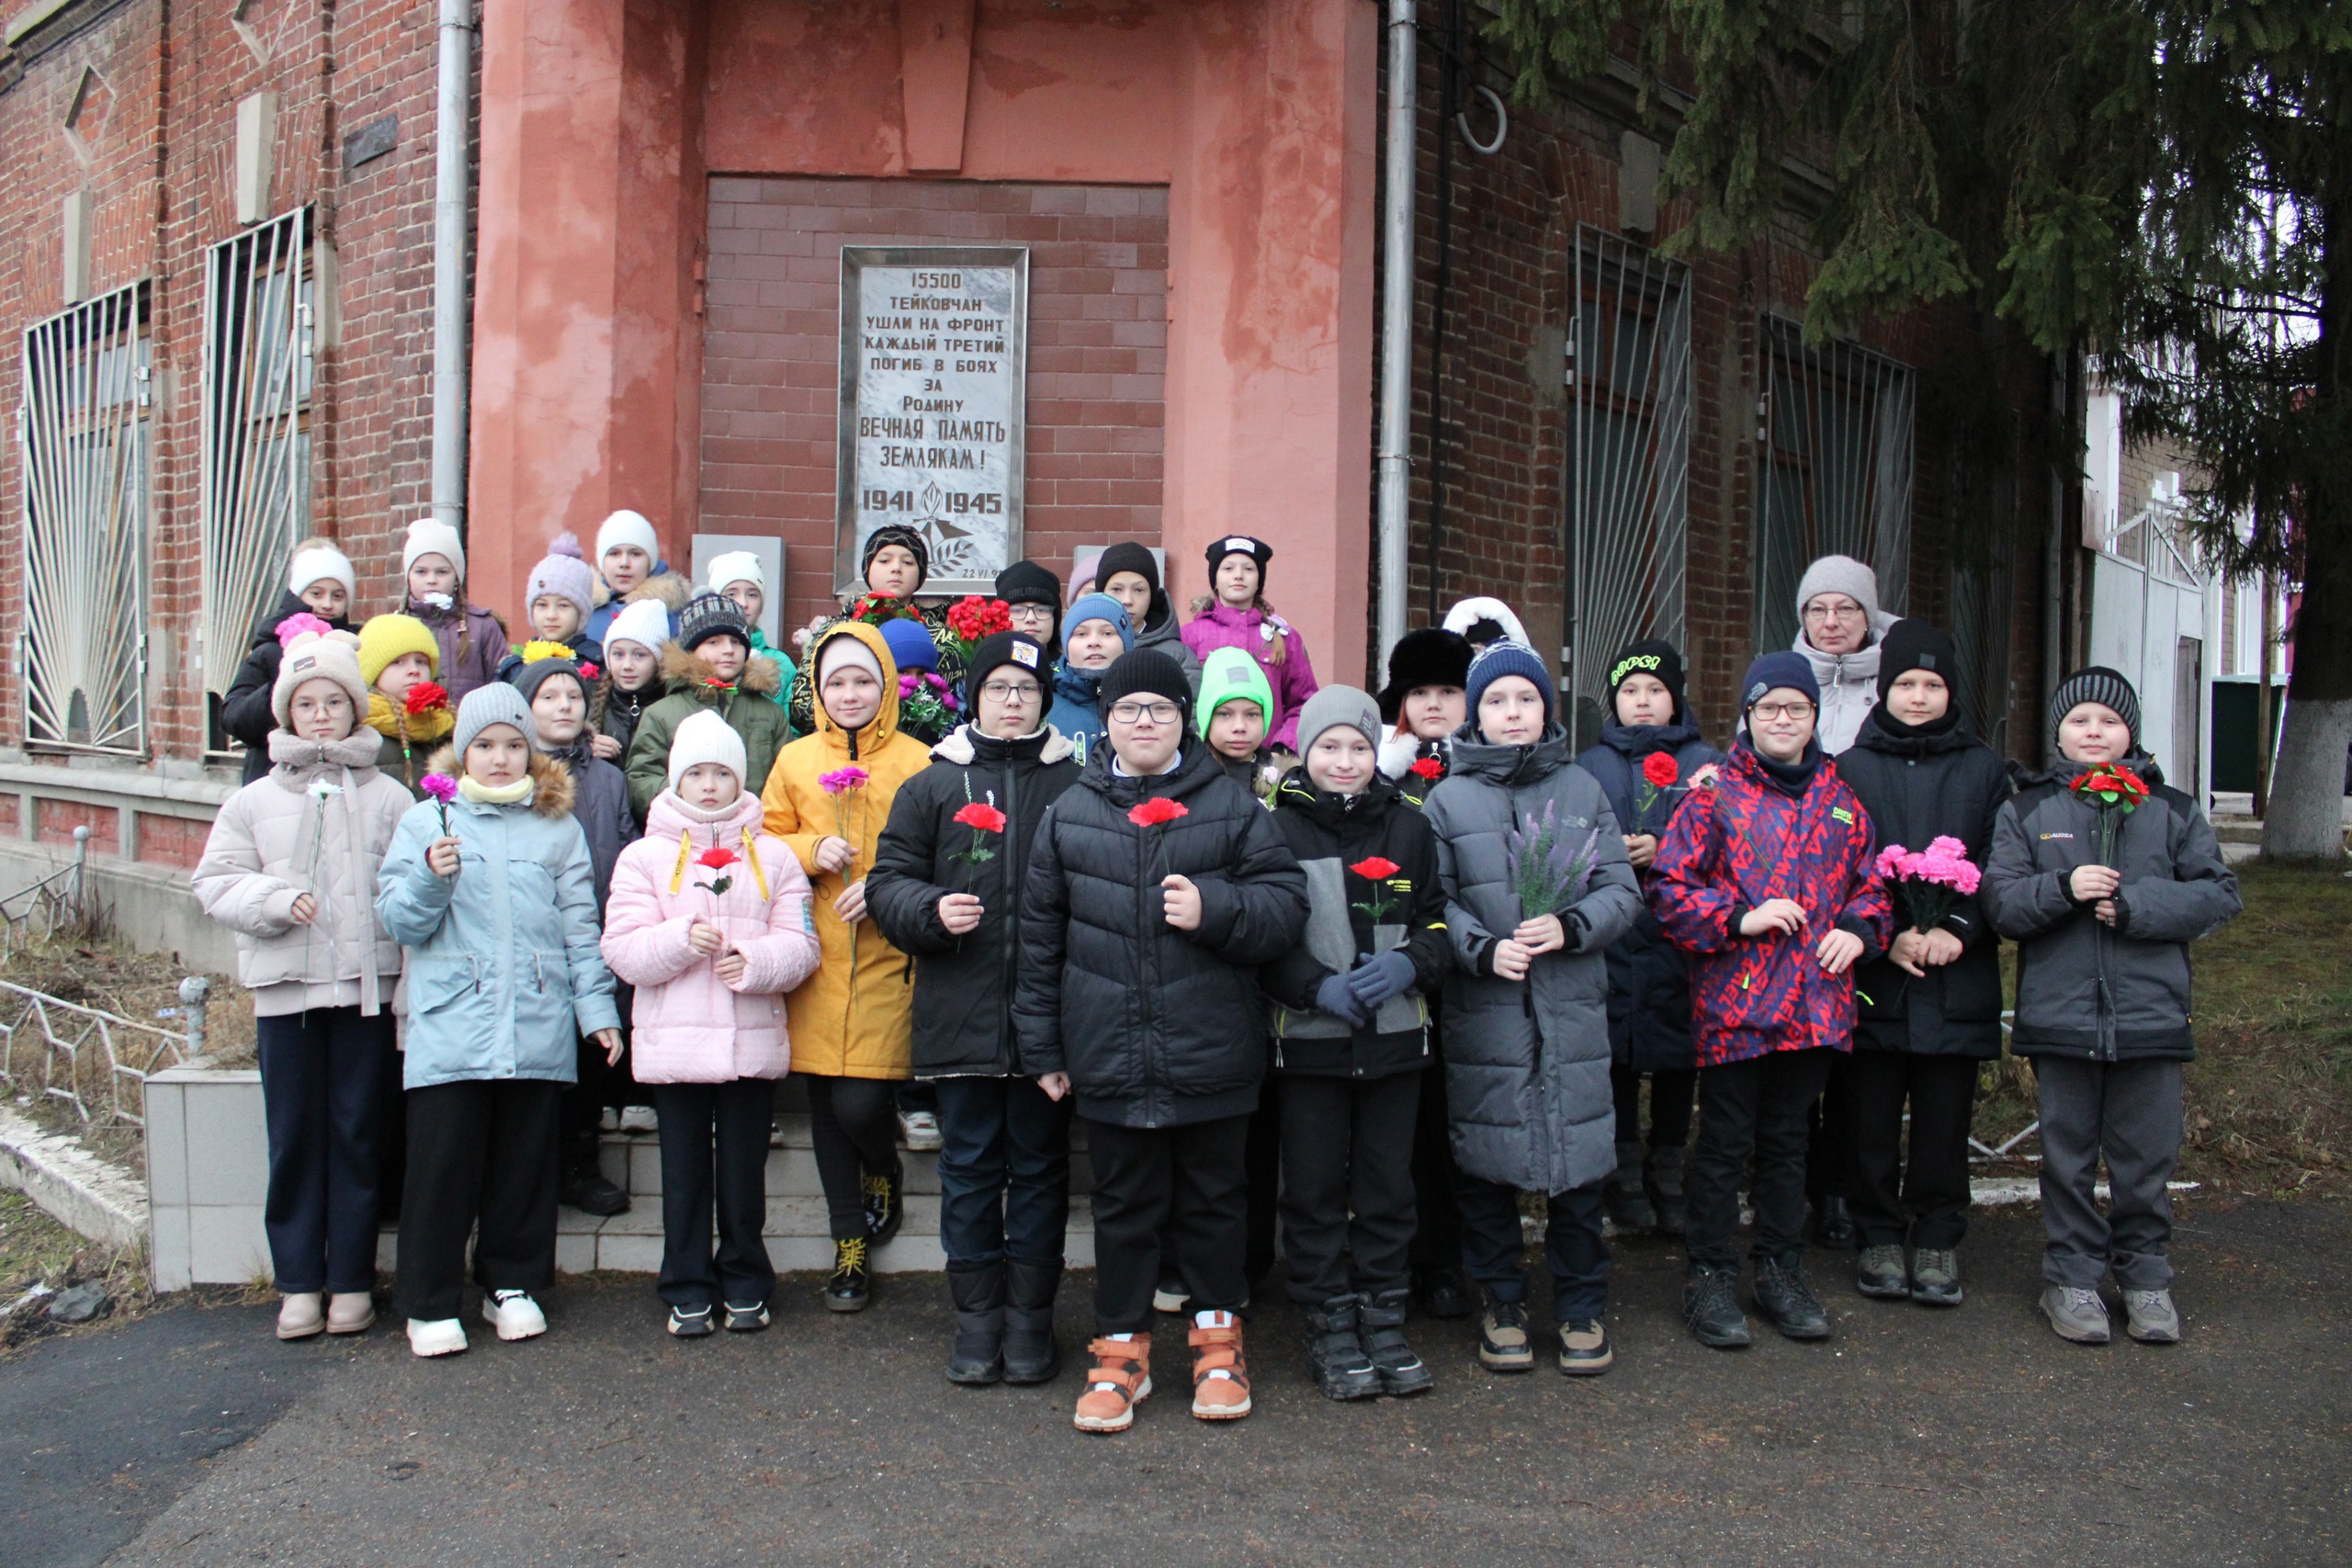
[1563,228,1690,750]
[198,208,313,753]
[1754,316,1913,654]
[18,283,151,755]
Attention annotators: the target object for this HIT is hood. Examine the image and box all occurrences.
[1054,659,1106,705]
[1793,609,1900,688]
[930,722,1080,767]
[660,641,785,698]
[1599,718,1706,759]
[1445,720,1571,788]
[806,619,905,755]
[420,745,579,818]
[594,562,692,613]
[1442,596,1531,649]
[251,590,352,649]
[1853,704,1982,758]
[1196,646,1276,739]
[266,728,382,780]
[644,785,767,846]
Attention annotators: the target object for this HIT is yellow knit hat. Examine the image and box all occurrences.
[357,614,441,687]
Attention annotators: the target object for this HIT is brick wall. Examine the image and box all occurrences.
[36,797,116,853]
[136,813,211,870]
[701,177,1170,637]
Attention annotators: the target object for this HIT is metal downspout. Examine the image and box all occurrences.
[432,0,474,536]
[1374,0,1418,664]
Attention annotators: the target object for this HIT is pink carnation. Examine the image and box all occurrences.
[1927,835,1970,859]
[1873,843,1909,880]
[277,612,333,646]
[1952,861,1982,896]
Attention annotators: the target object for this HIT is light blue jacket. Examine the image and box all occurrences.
[375,753,621,1089]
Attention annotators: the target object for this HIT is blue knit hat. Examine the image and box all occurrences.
[1740,650,1821,713]
[1464,640,1555,725]
[878,616,940,673]
[1063,592,1134,650]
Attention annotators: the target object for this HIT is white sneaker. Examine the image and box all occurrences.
[898,1109,943,1151]
[618,1106,659,1134]
[407,1317,469,1358]
[598,1106,620,1133]
[482,1289,548,1341]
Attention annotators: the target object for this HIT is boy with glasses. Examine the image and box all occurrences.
[1014,649,1308,1431]
[870,634,1085,1384]
[993,561,1063,659]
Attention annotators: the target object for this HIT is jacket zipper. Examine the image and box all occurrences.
[996,754,1021,1073]
[1134,784,1159,1117]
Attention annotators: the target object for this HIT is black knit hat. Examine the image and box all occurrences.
[2051,665,2141,750]
[1097,649,1193,722]
[994,558,1061,610]
[962,632,1049,715]
[677,591,751,655]
[1204,533,1273,590]
[1876,619,1962,709]
[1096,542,1170,625]
[1376,628,1474,722]
[861,524,931,592]
[510,653,588,708]
[1603,637,1687,724]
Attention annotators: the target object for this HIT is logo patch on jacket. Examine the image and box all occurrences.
[1831,807,1853,825]
[2039,831,2075,840]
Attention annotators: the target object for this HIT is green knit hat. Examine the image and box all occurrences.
[1196,646,1275,739]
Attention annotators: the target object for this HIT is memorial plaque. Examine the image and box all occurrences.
[835,246,1027,597]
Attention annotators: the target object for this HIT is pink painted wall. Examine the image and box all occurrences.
[469,0,1375,682]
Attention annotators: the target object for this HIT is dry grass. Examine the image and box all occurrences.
[1975,861,2352,1194]
[0,1190,147,1351]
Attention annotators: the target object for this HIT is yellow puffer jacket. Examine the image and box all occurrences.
[761,620,934,1079]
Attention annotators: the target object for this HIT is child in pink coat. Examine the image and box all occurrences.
[601,709,821,1337]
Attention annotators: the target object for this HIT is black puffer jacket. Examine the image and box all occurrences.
[542,738,639,917]
[1836,707,2012,1058]
[869,723,1083,1078]
[1013,741,1308,1127]
[1259,771,1450,1078]
[220,592,355,784]
[1983,756,2240,1062]
[1577,721,1723,1073]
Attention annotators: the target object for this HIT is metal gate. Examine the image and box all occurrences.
[2090,498,2214,795]
[198,208,314,750]
[1564,228,1690,748]
[18,283,150,755]
[1754,316,1913,653]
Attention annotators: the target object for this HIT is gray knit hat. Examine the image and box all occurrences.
[455,681,541,754]
[2050,666,2140,750]
[1794,554,1883,622]
[1295,684,1382,753]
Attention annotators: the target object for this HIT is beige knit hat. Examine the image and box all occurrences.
[272,629,369,726]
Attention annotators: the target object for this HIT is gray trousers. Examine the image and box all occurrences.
[2033,1055,2183,1290]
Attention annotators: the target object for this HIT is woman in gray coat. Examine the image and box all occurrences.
[1423,641,1641,1377]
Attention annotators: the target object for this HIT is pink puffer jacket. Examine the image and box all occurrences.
[1179,604,1320,750]
[601,790,822,1083]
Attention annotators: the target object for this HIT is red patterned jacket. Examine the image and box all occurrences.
[1647,743,1893,1066]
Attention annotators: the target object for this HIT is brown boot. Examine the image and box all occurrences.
[1187,1311,1252,1421]
[1072,1333,1153,1434]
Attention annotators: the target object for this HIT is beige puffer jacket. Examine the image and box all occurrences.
[193,729,416,1017]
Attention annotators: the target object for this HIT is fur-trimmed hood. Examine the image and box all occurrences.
[594,565,693,615]
[659,641,785,699]
[929,722,1079,766]
[420,745,578,818]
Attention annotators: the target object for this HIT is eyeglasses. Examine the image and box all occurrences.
[1007,605,1054,626]
[1109,701,1182,725]
[1803,602,1866,625]
[979,681,1042,702]
[1750,701,1815,721]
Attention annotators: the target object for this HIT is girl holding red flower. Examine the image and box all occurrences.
[600,710,820,1339]
[357,614,456,797]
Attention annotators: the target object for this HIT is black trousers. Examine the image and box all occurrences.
[394,1078,562,1321]
[1686,1048,1835,1272]
[1277,1072,1419,1305]
[652,1079,777,1309]
[1456,1174,1611,1321]
[933,1075,1073,1268]
[1408,1053,1462,1271]
[558,987,643,1169]
[1610,1064,1697,1148]
[803,1074,899,1241]
[1085,1113,1250,1334]
[1804,1052,1858,1201]
[1159,1075,1281,1292]
[1848,1051,1979,1249]
[256,1008,396,1294]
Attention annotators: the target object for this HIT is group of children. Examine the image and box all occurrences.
[195,525,2240,1427]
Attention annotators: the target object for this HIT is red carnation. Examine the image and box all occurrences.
[1642,752,1679,788]
[1127,798,1189,828]
[952,801,1008,834]
[404,682,450,716]
[1408,757,1444,781]
[697,847,739,871]
[1349,856,1401,882]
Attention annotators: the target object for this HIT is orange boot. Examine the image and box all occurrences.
[1187,1311,1252,1420]
[1072,1333,1153,1434]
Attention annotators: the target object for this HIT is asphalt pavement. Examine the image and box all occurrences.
[9,1198,2346,1567]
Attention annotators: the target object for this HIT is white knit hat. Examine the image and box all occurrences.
[272,629,369,726]
[1793,554,1883,621]
[604,597,672,655]
[401,516,467,582]
[666,707,748,787]
[705,550,763,594]
[596,509,661,566]
[286,539,356,599]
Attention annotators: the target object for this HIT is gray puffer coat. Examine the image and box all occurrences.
[1421,725,1642,1194]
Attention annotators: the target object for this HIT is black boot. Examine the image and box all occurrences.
[1001,1259,1064,1384]
[1603,1141,1656,1232]
[1644,1144,1687,1236]
[1810,1195,1856,1251]
[1681,1265,1753,1349]
[1302,1295,1382,1401]
[863,1157,905,1245]
[1358,1288,1433,1396]
[1412,1266,1472,1320]
[1754,1256,1831,1340]
[944,1262,1006,1384]
[559,1135,628,1217]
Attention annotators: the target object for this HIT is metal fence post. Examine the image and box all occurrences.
[178,975,209,1061]
[70,824,89,920]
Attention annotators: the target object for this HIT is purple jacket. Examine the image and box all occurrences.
[406,595,511,707]
[1179,604,1319,750]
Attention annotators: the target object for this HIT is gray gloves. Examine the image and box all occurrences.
[1315,972,1371,1027]
[1346,949,1418,1012]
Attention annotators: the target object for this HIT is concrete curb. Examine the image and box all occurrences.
[0,1105,147,1251]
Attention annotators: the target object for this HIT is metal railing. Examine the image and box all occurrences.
[0,825,90,966]
[0,968,208,1129]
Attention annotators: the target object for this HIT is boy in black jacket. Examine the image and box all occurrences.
[1261,687,1450,1401]
[1014,649,1307,1433]
[870,633,1083,1386]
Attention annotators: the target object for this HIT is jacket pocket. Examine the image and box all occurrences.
[409,959,480,1014]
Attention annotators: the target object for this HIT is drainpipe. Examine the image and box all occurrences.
[1374,0,1417,662]
[431,0,474,536]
